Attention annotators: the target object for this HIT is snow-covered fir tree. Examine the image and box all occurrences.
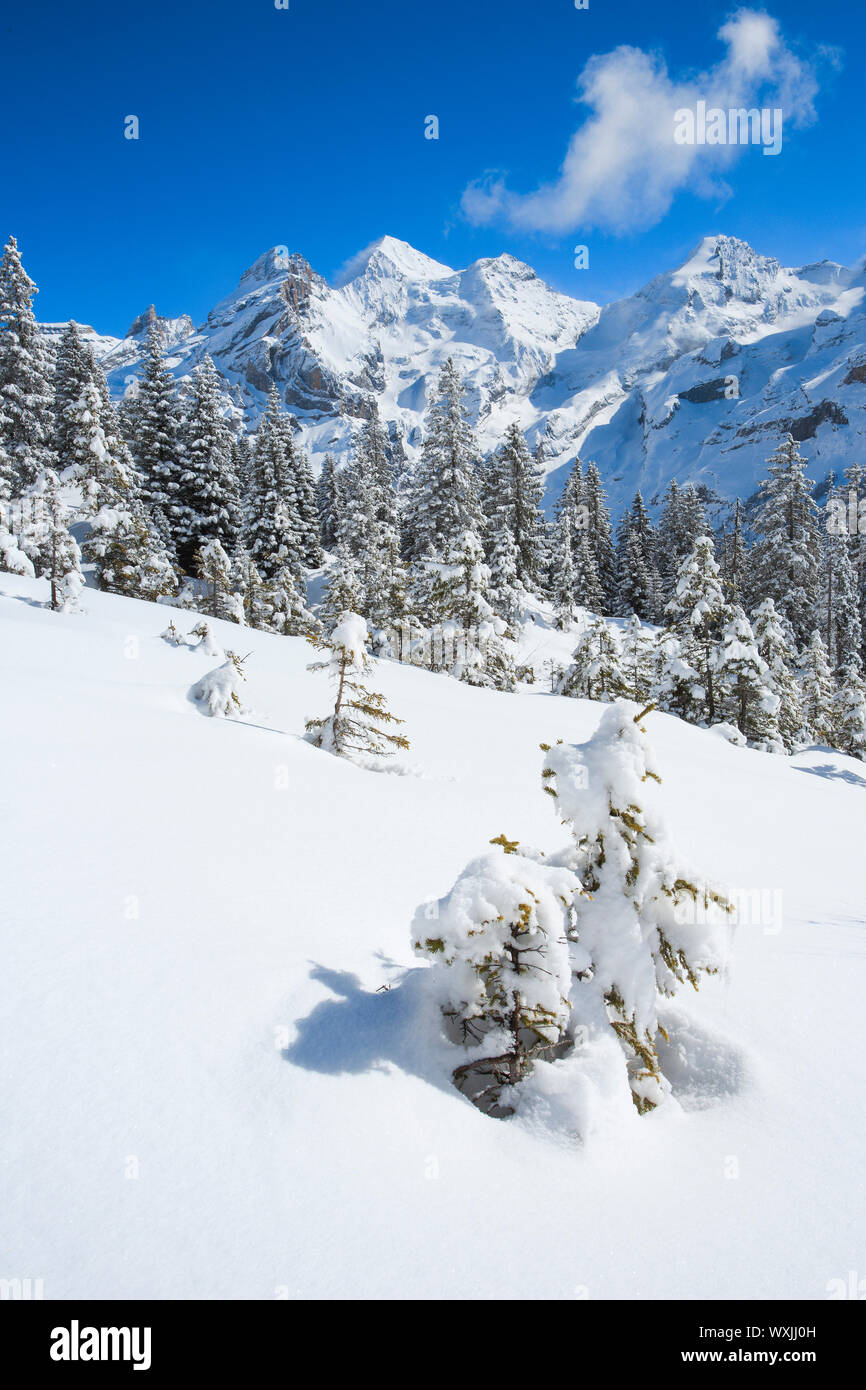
[277,408,322,569]
[87,505,177,601]
[319,547,365,632]
[559,615,626,701]
[751,598,808,752]
[665,535,728,723]
[266,562,320,637]
[822,481,863,673]
[316,453,340,550]
[542,703,729,1112]
[403,358,481,561]
[486,421,546,588]
[0,237,55,492]
[553,511,577,630]
[799,629,835,745]
[305,611,409,762]
[36,469,84,612]
[713,606,781,746]
[246,388,305,580]
[620,614,654,703]
[750,434,822,649]
[53,322,97,475]
[131,322,186,554]
[413,836,578,1116]
[720,498,749,607]
[177,356,242,566]
[582,462,618,611]
[652,632,705,723]
[487,506,524,627]
[831,665,866,761]
[573,526,606,613]
[196,538,243,622]
[616,493,657,620]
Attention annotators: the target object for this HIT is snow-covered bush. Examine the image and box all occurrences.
[189,651,248,718]
[188,620,223,657]
[413,836,580,1116]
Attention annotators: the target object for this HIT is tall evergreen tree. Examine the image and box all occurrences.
[822,481,863,673]
[246,388,305,580]
[487,422,546,587]
[317,453,340,550]
[582,462,617,610]
[178,356,241,566]
[53,322,97,474]
[750,434,822,649]
[404,358,481,560]
[713,606,780,745]
[751,598,808,752]
[799,630,835,745]
[37,468,84,612]
[832,665,866,760]
[0,237,55,491]
[665,535,728,723]
[133,323,186,552]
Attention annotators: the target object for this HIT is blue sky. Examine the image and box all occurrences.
[1,0,863,335]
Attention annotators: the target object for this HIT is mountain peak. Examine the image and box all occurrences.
[341,236,453,285]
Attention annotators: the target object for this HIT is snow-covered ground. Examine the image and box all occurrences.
[2,573,864,1299]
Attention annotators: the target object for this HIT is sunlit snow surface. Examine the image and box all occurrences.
[2,573,864,1298]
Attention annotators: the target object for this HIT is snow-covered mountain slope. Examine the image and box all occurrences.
[3,574,865,1297]
[61,232,866,518]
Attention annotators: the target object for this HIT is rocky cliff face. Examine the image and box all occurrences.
[63,232,866,517]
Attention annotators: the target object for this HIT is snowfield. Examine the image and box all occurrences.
[2,572,865,1300]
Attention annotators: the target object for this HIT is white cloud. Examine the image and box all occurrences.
[461,9,827,236]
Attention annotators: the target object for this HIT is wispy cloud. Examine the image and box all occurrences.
[461,9,835,236]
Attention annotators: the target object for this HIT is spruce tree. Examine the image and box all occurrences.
[413,837,578,1116]
[178,356,241,566]
[37,469,84,612]
[319,547,364,631]
[247,388,305,579]
[305,611,409,762]
[488,506,524,627]
[799,630,835,745]
[665,536,728,723]
[582,462,617,610]
[751,598,808,751]
[542,703,729,1112]
[553,511,577,630]
[488,421,546,587]
[822,482,863,673]
[832,665,866,760]
[266,563,320,636]
[573,526,605,613]
[133,323,186,553]
[620,614,653,703]
[196,538,243,622]
[652,632,705,723]
[0,237,55,491]
[713,606,781,746]
[750,434,822,648]
[53,322,97,474]
[317,453,340,550]
[404,358,481,560]
[559,616,626,701]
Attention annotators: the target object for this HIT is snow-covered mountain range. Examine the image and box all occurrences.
[44,233,866,517]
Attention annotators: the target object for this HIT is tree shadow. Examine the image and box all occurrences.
[282,963,452,1095]
[793,761,866,789]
